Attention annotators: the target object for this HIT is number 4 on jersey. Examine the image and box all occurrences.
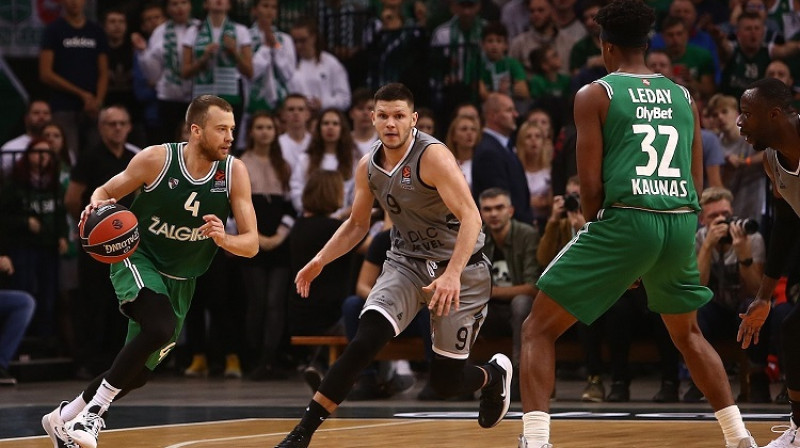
[184,192,200,217]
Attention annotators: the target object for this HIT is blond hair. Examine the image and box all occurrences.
[516,121,552,172]
[700,186,734,206]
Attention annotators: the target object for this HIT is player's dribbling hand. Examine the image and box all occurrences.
[737,298,770,348]
[199,214,227,247]
[295,258,323,298]
[423,273,461,317]
[81,198,117,225]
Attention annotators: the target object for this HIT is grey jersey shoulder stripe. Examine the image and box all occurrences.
[415,143,438,190]
[144,144,173,192]
[595,79,613,99]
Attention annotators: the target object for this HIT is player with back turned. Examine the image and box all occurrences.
[41,95,258,448]
[516,1,757,447]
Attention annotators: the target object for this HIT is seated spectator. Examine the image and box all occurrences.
[445,114,481,189]
[649,0,721,83]
[0,254,36,385]
[706,93,765,220]
[430,0,486,89]
[687,187,771,402]
[478,22,529,102]
[1,100,52,175]
[645,50,724,189]
[658,15,716,100]
[516,121,552,232]
[717,12,771,99]
[501,0,529,41]
[477,187,539,401]
[509,0,585,77]
[288,170,355,389]
[278,93,313,169]
[472,93,533,224]
[568,1,602,75]
[349,88,378,157]
[415,107,436,137]
[453,102,481,125]
[239,112,295,381]
[528,44,571,115]
[289,108,358,218]
[0,138,67,339]
[103,9,143,146]
[288,19,351,114]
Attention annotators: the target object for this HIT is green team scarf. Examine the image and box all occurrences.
[247,24,290,113]
[163,21,182,86]
[193,17,240,104]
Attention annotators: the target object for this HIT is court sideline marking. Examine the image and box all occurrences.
[163,419,430,448]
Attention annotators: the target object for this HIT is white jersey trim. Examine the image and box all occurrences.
[144,144,173,192]
[178,142,218,185]
[595,79,613,100]
[370,128,418,177]
[225,155,233,199]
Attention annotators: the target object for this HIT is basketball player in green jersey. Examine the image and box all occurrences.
[517,1,757,448]
[42,95,258,448]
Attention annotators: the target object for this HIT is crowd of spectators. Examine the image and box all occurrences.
[1,0,800,405]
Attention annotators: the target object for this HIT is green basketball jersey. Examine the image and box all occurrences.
[128,142,232,278]
[595,73,700,211]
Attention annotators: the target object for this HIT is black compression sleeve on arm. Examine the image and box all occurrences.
[765,198,800,279]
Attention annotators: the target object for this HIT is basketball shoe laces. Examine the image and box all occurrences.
[769,425,798,444]
[76,409,106,440]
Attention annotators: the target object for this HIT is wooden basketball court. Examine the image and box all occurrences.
[0,418,786,447]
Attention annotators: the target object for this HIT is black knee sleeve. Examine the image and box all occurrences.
[123,288,177,346]
[430,356,469,398]
[317,311,394,404]
[429,356,487,398]
[781,305,800,390]
[105,289,176,388]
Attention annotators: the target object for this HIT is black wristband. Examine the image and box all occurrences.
[739,257,754,267]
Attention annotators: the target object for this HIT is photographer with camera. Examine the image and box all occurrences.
[687,187,770,402]
[536,176,585,266]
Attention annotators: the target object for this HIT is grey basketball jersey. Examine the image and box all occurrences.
[367,129,485,261]
[766,147,800,215]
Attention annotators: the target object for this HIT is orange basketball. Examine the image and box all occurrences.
[79,203,140,264]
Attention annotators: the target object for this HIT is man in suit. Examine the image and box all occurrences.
[472,92,533,224]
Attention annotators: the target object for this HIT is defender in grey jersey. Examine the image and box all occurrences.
[738,78,800,448]
[275,83,512,448]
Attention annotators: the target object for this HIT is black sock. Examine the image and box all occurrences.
[482,363,500,388]
[298,400,330,434]
[791,399,800,428]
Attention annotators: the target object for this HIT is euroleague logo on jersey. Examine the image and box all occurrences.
[211,169,227,193]
[400,165,413,190]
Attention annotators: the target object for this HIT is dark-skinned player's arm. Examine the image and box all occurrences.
[199,158,259,258]
[573,82,606,222]
[86,145,168,214]
[295,155,375,298]
[419,143,483,317]
[738,157,790,347]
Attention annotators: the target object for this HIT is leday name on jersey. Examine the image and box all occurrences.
[627,86,689,199]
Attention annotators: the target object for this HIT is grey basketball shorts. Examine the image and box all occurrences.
[362,251,491,360]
